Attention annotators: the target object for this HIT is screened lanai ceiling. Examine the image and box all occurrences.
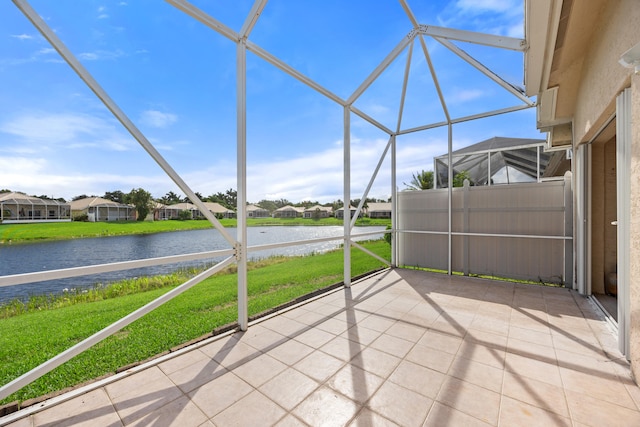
[0,0,540,401]
[434,136,550,187]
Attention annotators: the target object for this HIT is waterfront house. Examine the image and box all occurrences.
[203,202,236,219]
[246,204,270,218]
[0,192,70,223]
[303,205,332,219]
[273,205,303,218]
[69,197,135,222]
[367,202,391,219]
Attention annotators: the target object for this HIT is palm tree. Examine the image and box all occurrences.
[404,170,433,190]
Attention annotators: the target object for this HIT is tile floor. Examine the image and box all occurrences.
[2,269,640,426]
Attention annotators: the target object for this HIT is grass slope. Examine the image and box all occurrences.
[0,218,390,244]
[0,240,390,405]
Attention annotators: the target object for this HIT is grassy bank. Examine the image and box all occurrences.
[0,240,390,405]
[0,217,390,244]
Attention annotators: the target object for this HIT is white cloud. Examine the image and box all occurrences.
[454,0,519,14]
[11,34,33,40]
[449,88,486,103]
[98,14,109,20]
[78,49,124,61]
[140,110,178,129]
[0,111,136,152]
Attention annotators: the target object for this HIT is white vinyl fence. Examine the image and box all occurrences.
[397,173,573,285]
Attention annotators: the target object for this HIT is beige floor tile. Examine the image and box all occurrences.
[293,386,360,427]
[499,395,571,427]
[197,335,241,359]
[293,327,336,349]
[294,350,345,382]
[400,306,441,328]
[559,366,638,410]
[508,325,553,347]
[332,307,371,325]
[294,309,327,326]
[555,347,619,377]
[208,340,260,369]
[504,352,562,387]
[424,402,492,427]
[384,320,425,343]
[236,324,286,351]
[106,368,183,425]
[455,341,506,370]
[327,364,384,404]
[387,360,445,399]
[502,372,569,417]
[316,317,350,335]
[166,357,227,393]
[469,317,510,336]
[259,368,319,411]
[405,343,455,374]
[341,324,383,346]
[158,348,209,376]
[274,414,310,427]
[262,314,309,338]
[126,395,207,427]
[356,314,396,333]
[369,333,414,358]
[348,408,399,426]
[265,337,315,366]
[417,329,463,355]
[436,376,500,425]
[464,328,508,349]
[366,381,432,427]
[320,336,364,362]
[4,417,32,427]
[351,347,401,379]
[187,372,252,418]
[566,391,640,427]
[506,336,557,363]
[232,353,287,388]
[212,390,286,427]
[33,389,121,427]
[448,356,504,393]
[429,317,470,338]
[104,366,167,400]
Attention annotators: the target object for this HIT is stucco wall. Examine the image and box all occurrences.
[572,0,640,144]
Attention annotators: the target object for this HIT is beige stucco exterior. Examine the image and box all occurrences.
[526,0,640,379]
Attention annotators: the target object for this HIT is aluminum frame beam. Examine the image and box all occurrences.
[420,25,526,51]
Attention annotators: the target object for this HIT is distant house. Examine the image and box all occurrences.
[203,202,236,219]
[246,204,270,218]
[367,202,391,219]
[154,202,199,220]
[335,205,362,219]
[0,192,71,223]
[303,205,333,219]
[273,205,304,218]
[70,197,135,222]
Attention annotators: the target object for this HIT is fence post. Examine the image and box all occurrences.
[564,171,574,287]
[463,179,470,276]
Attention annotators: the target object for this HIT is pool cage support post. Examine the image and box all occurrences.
[236,39,248,331]
[344,106,352,287]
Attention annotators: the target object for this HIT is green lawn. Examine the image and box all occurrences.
[0,217,390,243]
[0,240,390,405]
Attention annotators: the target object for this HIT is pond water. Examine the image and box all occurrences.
[0,226,385,303]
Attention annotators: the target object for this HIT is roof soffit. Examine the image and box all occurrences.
[547,0,609,117]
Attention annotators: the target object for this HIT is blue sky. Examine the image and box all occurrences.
[0,0,541,204]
